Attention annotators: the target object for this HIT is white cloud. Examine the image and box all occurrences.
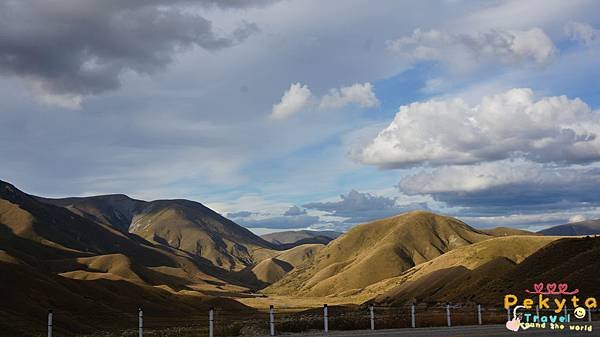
[397,160,592,194]
[569,214,588,223]
[565,21,600,46]
[356,88,600,168]
[387,28,556,72]
[271,82,378,120]
[270,82,312,120]
[319,82,379,110]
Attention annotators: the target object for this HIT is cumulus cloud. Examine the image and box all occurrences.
[270,82,379,119]
[283,205,307,216]
[318,82,379,110]
[270,82,313,120]
[565,22,600,46]
[303,189,427,224]
[398,160,600,215]
[387,27,556,72]
[0,0,262,105]
[356,88,600,168]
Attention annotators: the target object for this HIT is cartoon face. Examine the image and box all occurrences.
[574,307,586,319]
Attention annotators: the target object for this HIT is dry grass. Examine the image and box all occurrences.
[267,211,492,297]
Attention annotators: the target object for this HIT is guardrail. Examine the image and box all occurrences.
[34,304,597,337]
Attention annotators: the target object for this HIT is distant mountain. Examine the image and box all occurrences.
[261,230,342,248]
[538,219,600,236]
[266,211,491,297]
[41,194,277,271]
[481,226,540,237]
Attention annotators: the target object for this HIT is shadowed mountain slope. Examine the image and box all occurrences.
[373,235,559,305]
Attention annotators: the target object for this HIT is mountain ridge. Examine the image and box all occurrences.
[539,219,600,236]
[39,192,277,271]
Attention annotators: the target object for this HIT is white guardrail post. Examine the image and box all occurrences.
[446,303,451,327]
[323,304,328,333]
[411,303,416,328]
[369,304,375,330]
[47,310,53,337]
[269,305,275,336]
[209,307,214,337]
[138,308,143,337]
[477,304,482,325]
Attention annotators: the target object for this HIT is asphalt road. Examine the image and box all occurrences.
[273,322,600,337]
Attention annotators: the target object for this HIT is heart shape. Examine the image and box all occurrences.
[547,283,557,293]
[534,283,544,293]
[506,318,520,332]
[559,283,568,293]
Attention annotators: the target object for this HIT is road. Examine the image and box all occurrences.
[271,322,600,337]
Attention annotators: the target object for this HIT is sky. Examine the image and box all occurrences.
[1,0,600,234]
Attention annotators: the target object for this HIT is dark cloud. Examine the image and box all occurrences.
[237,215,320,229]
[398,162,600,217]
[0,0,262,97]
[304,189,427,224]
[226,210,256,218]
[283,205,307,216]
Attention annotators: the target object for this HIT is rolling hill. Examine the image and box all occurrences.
[265,211,492,297]
[375,235,600,305]
[372,235,559,305]
[244,243,324,286]
[538,219,600,236]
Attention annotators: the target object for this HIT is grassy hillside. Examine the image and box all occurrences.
[373,235,558,305]
[266,211,491,297]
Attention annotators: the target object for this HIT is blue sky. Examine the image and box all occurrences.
[1,1,600,233]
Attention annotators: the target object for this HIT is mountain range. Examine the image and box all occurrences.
[1,179,600,336]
